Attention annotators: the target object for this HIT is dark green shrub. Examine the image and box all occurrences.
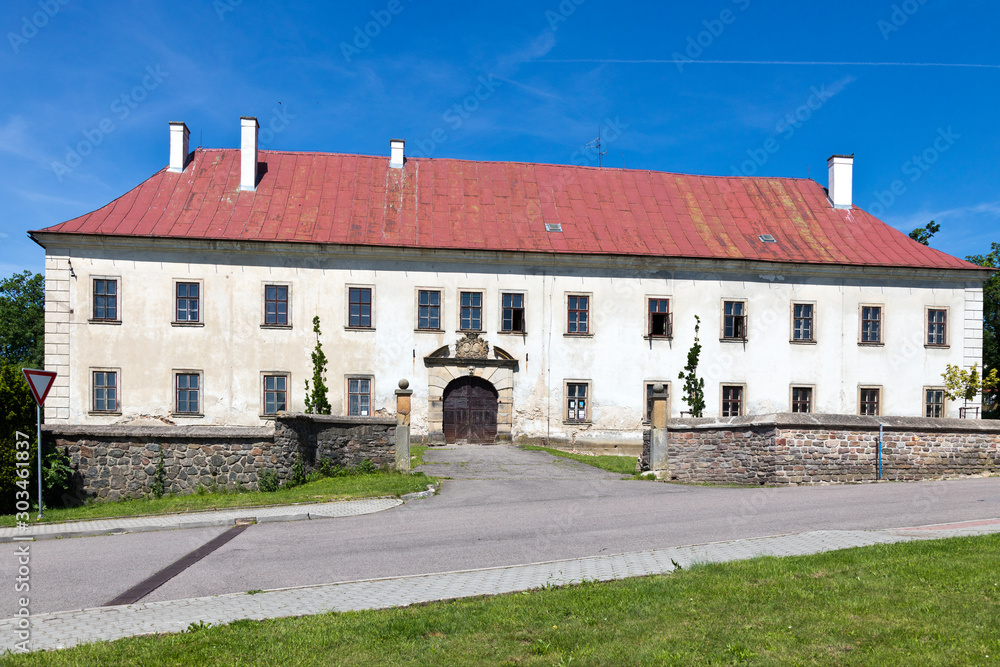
[151,450,167,499]
[258,469,280,493]
[356,459,377,475]
[288,455,307,487]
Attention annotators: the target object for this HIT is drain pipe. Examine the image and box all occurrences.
[877,422,883,481]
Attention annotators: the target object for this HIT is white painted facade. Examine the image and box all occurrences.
[37,233,984,448]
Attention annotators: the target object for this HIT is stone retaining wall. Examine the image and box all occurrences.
[640,414,1000,485]
[45,414,397,503]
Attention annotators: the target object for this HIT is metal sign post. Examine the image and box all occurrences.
[21,369,57,520]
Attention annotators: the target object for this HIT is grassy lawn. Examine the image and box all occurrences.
[409,444,428,468]
[520,444,638,476]
[0,472,437,527]
[8,535,999,665]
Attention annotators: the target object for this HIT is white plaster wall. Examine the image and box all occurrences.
[45,241,981,445]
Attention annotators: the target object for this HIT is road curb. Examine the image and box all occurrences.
[401,484,439,501]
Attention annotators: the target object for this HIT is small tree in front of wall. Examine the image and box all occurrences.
[304,316,332,415]
[678,315,706,417]
[942,363,999,417]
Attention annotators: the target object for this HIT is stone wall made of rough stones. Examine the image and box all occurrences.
[640,414,1000,485]
[45,415,398,503]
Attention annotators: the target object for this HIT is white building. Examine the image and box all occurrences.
[31,118,990,450]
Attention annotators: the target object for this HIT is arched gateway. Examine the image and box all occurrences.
[442,376,498,444]
[424,333,518,445]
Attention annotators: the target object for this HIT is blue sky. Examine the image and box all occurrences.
[2,0,998,276]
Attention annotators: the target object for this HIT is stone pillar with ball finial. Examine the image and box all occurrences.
[395,379,413,472]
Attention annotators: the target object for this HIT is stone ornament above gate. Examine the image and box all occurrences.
[455,332,490,359]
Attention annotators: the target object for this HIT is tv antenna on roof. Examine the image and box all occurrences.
[584,126,607,168]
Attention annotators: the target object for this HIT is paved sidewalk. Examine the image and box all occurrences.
[4,517,998,653]
[0,498,402,543]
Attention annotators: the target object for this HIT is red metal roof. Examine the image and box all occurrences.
[33,148,981,271]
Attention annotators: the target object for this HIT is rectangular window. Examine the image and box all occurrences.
[501,293,525,333]
[925,388,946,418]
[93,279,118,321]
[348,377,371,416]
[723,301,746,340]
[791,386,813,413]
[860,305,882,344]
[927,309,947,346]
[92,371,118,412]
[648,298,672,337]
[566,382,589,422]
[176,282,200,322]
[721,385,743,417]
[417,290,441,330]
[460,291,482,331]
[263,375,287,415]
[175,373,201,414]
[645,382,670,422]
[264,285,288,325]
[792,303,814,341]
[859,387,881,416]
[567,295,589,334]
[349,288,372,328]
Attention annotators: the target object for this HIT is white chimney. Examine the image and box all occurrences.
[241,116,259,191]
[827,154,854,209]
[389,139,405,169]
[168,122,189,172]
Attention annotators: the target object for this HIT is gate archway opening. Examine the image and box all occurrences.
[442,376,499,444]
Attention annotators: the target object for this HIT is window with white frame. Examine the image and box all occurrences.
[263,374,288,415]
[722,301,746,340]
[860,305,883,344]
[92,370,118,413]
[565,381,590,422]
[417,290,441,330]
[92,278,119,321]
[348,377,372,416]
[721,384,744,417]
[859,386,881,416]
[175,372,201,415]
[567,295,589,334]
[791,386,813,413]
[501,293,525,333]
[791,303,814,342]
[924,387,946,418]
[926,308,947,346]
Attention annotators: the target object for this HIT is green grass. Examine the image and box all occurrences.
[8,535,999,665]
[520,444,638,476]
[409,444,428,468]
[0,472,437,527]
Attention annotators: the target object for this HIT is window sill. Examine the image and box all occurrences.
[173,413,205,418]
[857,342,884,347]
[498,330,527,335]
[456,329,484,334]
[719,338,747,343]
[924,344,950,349]
[260,413,287,419]
[88,319,121,325]
[564,333,594,338]
[88,411,121,416]
[563,420,592,425]
[644,335,673,341]
[172,321,205,327]
[789,339,817,345]
[261,324,292,330]
[415,328,445,334]
[345,326,375,332]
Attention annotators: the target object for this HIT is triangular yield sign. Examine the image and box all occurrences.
[22,368,57,406]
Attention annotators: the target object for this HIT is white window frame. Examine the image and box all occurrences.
[90,367,121,414]
[564,379,592,423]
[173,369,204,417]
[346,375,374,417]
[262,282,292,328]
[261,372,290,417]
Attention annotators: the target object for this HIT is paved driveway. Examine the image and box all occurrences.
[416,444,626,480]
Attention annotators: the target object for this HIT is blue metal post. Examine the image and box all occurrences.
[36,404,43,519]
[877,422,883,481]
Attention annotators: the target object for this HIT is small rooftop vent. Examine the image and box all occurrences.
[544,223,562,232]
[758,234,776,243]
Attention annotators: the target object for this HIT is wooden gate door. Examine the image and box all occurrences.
[443,377,498,444]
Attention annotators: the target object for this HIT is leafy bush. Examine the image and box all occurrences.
[356,459,377,475]
[288,455,307,487]
[258,469,280,493]
[151,450,167,499]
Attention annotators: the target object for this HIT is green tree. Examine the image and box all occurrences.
[942,363,999,416]
[303,316,331,415]
[909,220,940,246]
[0,270,44,369]
[966,242,1000,417]
[678,315,706,417]
[0,360,36,513]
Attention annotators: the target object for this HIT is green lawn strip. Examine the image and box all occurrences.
[9,535,999,665]
[409,444,428,468]
[519,444,638,475]
[0,472,437,527]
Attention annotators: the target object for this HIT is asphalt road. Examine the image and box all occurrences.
[3,445,998,616]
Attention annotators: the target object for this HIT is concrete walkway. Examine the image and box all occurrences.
[0,498,403,543]
[4,517,998,653]
[416,444,626,480]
